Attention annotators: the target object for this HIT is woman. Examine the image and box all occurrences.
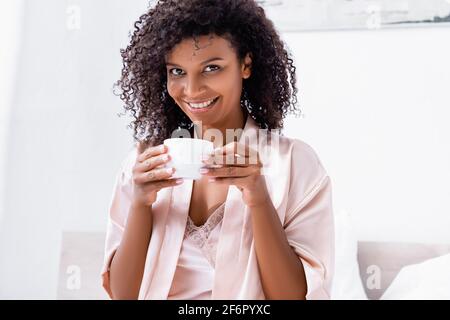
[102,0,334,300]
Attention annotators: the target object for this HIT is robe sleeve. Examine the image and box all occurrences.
[283,140,335,300]
[100,148,136,299]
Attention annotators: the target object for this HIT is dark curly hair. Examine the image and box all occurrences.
[115,0,300,147]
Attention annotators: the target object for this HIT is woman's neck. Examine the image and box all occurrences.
[191,109,248,147]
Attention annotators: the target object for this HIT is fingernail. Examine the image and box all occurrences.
[208,178,216,182]
[176,179,184,184]
[199,168,209,174]
[166,168,174,174]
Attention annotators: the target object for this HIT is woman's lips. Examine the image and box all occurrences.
[185,97,219,113]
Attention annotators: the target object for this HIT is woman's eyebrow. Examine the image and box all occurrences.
[165,57,224,67]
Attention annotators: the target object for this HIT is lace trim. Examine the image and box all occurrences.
[184,202,225,267]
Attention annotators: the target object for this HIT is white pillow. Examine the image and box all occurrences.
[331,209,368,300]
[381,253,450,300]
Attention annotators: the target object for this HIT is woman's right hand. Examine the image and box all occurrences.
[131,142,183,207]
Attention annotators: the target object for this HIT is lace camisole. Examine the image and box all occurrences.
[167,203,225,299]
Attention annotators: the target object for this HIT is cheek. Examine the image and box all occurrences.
[222,79,243,100]
[221,70,244,95]
[212,74,242,96]
[167,81,181,99]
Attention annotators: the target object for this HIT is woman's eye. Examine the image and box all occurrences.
[168,65,220,76]
[204,65,220,73]
[169,68,184,76]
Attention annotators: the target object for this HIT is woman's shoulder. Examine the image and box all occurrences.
[287,136,325,169]
[293,136,327,176]
[268,132,326,172]
[261,132,330,219]
[274,134,329,190]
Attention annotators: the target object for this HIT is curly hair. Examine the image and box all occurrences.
[115,0,300,147]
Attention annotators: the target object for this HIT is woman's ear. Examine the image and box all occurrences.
[241,53,252,79]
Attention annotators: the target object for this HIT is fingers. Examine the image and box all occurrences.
[203,151,260,167]
[203,142,260,166]
[137,143,167,163]
[201,165,260,178]
[134,167,175,184]
[213,141,256,158]
[203,154,253,166]
[135,153,171,173]
[151,177,184,190]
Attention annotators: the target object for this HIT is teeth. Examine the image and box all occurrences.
[188,98,216,109]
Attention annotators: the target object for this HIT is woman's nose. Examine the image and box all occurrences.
[184,75,205,97]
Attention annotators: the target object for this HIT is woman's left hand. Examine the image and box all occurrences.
[200,141,270,208]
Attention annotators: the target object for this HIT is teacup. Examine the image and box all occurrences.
[163,138,214,180]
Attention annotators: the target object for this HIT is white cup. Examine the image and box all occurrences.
[163,138,214,180]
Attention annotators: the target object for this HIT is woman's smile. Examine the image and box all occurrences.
[185,96,220,113]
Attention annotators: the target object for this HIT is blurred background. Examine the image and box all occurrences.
[1,0,449,299]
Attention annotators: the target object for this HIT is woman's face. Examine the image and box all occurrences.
[165,34,251,130]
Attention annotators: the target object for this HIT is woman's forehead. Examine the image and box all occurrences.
[165,35,235,65]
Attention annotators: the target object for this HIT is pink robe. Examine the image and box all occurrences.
[101,116,335,299]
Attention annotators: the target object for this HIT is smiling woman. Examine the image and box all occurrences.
[165,35,252,139]
[114,0,300,147]
[103,0,334,301]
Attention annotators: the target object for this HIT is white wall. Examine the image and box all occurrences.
[0,0,24,229]
[0,0,449,299]
[0,0,148,299]
[0,0,25,298]
[283,26,450,244]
